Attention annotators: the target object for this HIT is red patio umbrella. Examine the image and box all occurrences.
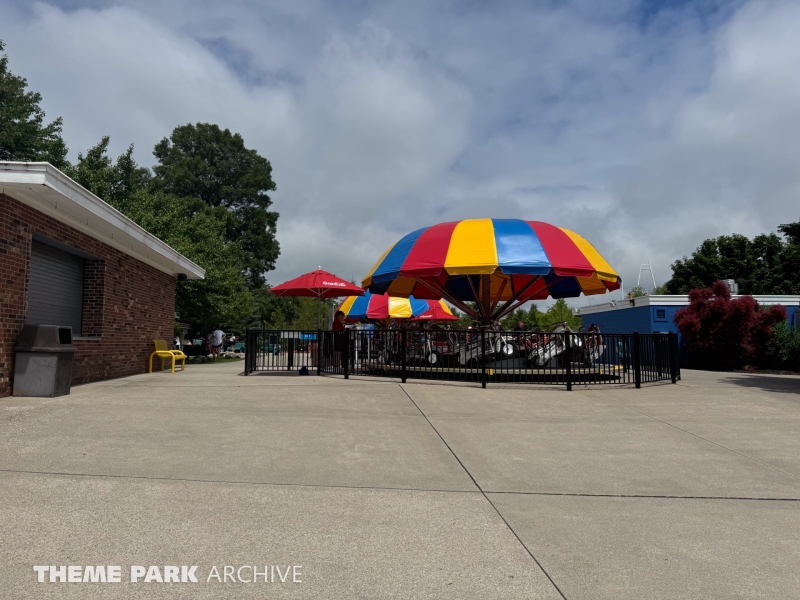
[270,268,365,328]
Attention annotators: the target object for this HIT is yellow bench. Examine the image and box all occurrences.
[149,339,187,373]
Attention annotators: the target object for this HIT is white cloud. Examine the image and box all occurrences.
[3,2,473,284]
[614,0,800,289]
[4,0,799,304]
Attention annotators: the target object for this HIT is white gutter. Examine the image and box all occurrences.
[0,161,204,279]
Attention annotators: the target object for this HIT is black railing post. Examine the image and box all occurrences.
[669,332,678,384]
[481,327,487,389]
[317,329,322,376]
[287,337,295,371]
[565,332,572,391]
[633,332,641,389]
[343,331,350,379]
[401,326,407,383]
[244,328,250,374]
[252,329,258,374]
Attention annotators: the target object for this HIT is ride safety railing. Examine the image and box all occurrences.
[244,328,680,390]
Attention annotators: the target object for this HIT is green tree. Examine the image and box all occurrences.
[454,303,480,329]
[251,288,298,329]
[539,299,582,330]
[629,286,648,298]
[663,223,800,295]
[125,192,255,332]
[0,40,68,167]
[64,136,150,203]
[67,138,255,331]
[760,320,800,371]
[500,308,526,330]
[152,123,279,287]
[292,297,332,330]
[500,304,542,330]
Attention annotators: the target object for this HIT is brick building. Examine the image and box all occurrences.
[0,162,204,397]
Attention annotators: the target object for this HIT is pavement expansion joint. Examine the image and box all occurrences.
[398,383,569,600]
[0,468,481,495]
[484,490,800,501]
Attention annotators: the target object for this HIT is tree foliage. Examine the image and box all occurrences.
[0,40,68,167]
[664,221,800,294]
[454,300,580,331]
[500,305,542,330]
[759,321,800,372]
[65,137,255,332]
[539,299,582,330]
[152,123,279,287]
[629,286,648,298]
[674,281,786,370]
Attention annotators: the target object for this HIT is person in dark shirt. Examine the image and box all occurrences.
[332,310,346,367]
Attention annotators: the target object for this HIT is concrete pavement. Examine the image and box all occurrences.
[1,362,798,598]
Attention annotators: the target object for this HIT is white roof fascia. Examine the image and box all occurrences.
[575,294,800,315]
[0,161,204,279]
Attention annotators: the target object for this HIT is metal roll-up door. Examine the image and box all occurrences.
[26,240,84,335]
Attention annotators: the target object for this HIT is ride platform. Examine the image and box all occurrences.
[350,362,626,383]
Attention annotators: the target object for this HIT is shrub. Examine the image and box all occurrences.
[759,321,800,371]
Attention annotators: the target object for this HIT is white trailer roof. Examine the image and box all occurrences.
[575,294,800,316]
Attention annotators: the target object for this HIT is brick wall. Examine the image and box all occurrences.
[0,192,176,397]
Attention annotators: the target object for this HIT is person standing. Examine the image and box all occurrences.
[210,326,225,361]
[332,310,347,368]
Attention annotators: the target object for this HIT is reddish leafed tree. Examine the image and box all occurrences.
[674,281,787,370]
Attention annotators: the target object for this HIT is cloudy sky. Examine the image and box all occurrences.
[3,0,799,302]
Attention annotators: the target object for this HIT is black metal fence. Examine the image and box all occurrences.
[245,328,680,390]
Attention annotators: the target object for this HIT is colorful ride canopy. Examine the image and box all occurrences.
[361,219,620,322]
[338,291,454,322]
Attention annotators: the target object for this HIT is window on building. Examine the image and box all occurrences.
[655,308,666,321]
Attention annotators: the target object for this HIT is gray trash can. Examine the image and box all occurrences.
[13,325,76,397]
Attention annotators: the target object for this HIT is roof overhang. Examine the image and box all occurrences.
[0,161,204,279]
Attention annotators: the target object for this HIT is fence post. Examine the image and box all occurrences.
[401,326,407,383]
[565,333,572,391]
[481,327,487,389]
[669,332,678,384]
[343,331,350,379]
[317,329,322,376]
[244,328,249,375]
[633,332,641,389]
[287,337,295,371]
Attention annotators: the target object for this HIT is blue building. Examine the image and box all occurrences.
[575,294,799,365]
